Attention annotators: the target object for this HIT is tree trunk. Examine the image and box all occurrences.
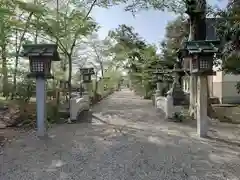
[100,61,104,78]
[12,12,33,99]
[67,54,72,99]
[94,74,98,98]
[1,43,8,99]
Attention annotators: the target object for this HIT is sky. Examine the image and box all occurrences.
[91,0,228,47]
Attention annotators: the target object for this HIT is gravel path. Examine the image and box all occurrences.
[1,88,240,180]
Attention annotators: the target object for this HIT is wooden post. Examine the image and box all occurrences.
[197,76,208,137]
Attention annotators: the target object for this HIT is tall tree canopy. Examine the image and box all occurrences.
[217,0,240,74]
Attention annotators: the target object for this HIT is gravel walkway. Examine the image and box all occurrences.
[1,89,240,180]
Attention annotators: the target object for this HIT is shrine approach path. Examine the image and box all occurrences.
[1,88,240,180]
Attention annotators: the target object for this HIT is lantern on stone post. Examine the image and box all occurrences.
[80,68,95,95]
[80,68,94,83]
[103,76,110,91]
[167,62,188,106]
[22,44,60,137]
[153,68,165,96]
[181,40,220,137]
[162,74,173,92]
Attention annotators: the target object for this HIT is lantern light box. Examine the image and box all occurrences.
[153,68,165,82]
[60,80,68,89]
[22,44,60,79]
[20,43,60,137]
[80,68,95,83]
[182,40,220,75]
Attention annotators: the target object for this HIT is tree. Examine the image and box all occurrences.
[0,0,14,97]
[84,34,112,78]
[78,34,113,96]
[30,1,98,95]
[109,24,163,97]
[217,0,240,74]
[161,16,189,66]
[106,0,210,117]
[10,0,47,99]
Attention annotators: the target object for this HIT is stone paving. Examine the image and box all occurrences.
[1,89,240,180]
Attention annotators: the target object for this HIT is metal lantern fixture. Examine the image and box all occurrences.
[22,44,60,78]
[182,40,220,75]
[80,68,95,83]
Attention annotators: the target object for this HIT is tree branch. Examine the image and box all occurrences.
[69,0,98,56]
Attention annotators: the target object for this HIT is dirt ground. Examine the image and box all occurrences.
[0,128,22,149]
[1,89,240,180]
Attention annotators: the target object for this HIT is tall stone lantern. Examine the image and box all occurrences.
[153,68,165,97]
[80,68,95,95]
[22,44,60,137]
[181,40,220,137]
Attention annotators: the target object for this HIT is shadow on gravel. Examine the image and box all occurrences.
[1,120,240,180]
[1,89,240,179]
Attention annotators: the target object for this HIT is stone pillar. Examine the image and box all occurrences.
[197,76,209,137]
[36,77,47,137]
[82,82,90,108]
[156,82,161,96]
[165,94,173,119]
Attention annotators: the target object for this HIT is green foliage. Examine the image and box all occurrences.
[15,78,35,102]
[216,0,240,74]
[160,16,189,66]
[108,24,164,96]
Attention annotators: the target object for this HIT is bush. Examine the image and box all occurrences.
[15,79,35,102]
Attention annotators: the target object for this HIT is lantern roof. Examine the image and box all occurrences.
[183,40,221,54]
[60,80,68,83]
[22,44,60,61]
[153,68,166,75]
[80,67,95,75]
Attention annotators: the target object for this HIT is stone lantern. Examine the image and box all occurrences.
[182,40,220,75]
[22,44,60,78]
[21,43,60,137]
[60,80,68,89]
[153,68,165,96]
[80,68,95,95]
[167,63,187,106]
[102,76,110,91]
[80,68,95,83]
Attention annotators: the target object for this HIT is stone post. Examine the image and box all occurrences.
[165,93,173,119]
[82,82,90,109]
[197,76,209,137]
[156,82,161,96]
[36,77,47,137]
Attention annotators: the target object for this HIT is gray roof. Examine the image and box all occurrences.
[22,44,60,61]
